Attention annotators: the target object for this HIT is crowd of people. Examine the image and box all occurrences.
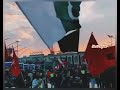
[4,64,116,88]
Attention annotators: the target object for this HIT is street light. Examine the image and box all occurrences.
[7,40,21,56]
[107,35,114,46]
[16,40,21,56]
[7,40,20,47]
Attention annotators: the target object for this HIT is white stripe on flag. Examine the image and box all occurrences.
[16,1,66,48]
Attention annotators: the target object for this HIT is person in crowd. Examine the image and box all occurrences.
[60,70,68,88]
[46,69,51,88]
[49,71,55,88]
[68,76,74,88]
[55,70,62,88]
[4,74,15,88]
[47,70,51,80]
[80,69,90,88]
[95,75,102,88]
[90,75,96,88]
[15,70,26,88]
[24,72,31,88]
[32,71,44,88]
[28,70,33,83]
[101,66,116,88]
[39,70,46,88]
[44,71,48,88]
[70,67,75,78]
[72,68,82,88]
[53,70,58,88]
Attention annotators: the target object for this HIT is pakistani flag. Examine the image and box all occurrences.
[54,1,81,53]
[16,0,81,50]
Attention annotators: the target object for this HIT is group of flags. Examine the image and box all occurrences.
[5,43,26,87]
[56,59,69,69]
[4,0,116,87]
[5,43,21,77]
[15,0,81,53]
[10,48,21,77]
[4,32,116,87]
[5,44,13,61]
[15,0,116,76]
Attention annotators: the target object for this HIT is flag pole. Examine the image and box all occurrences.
[107,35,113,47]
[17,51,26,87]
[111,37,112,46]
[20,72,26,87]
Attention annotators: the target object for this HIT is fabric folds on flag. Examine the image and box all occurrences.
[84,33,116,76]
[10,48,21,77]
[16,0,81,48]
[58,30,79,53]
[84,32,99,76]
[16,1,66,48]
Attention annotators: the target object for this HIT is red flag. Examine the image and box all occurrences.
[84,33,99,76]
[84,33,116,76]
[89,47,116,76]
[86,48,106,76]
[84,32,98,62]
[10,48,21,77]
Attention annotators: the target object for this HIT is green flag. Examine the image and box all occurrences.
[54,1,81,32]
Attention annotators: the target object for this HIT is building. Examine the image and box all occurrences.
[19,54,44,63]
[19,52,85,66]
[47,52,85,65]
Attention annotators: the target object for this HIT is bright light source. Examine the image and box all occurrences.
[16,39,21,42]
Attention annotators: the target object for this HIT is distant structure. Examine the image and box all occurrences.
[19,52,86,66]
